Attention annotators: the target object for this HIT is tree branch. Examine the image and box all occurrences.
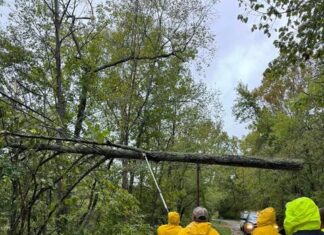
[43,0,55,14]
[94,51,178,73]
[36,156,111,235]
[0,91,54,123]
[1,131,145,153]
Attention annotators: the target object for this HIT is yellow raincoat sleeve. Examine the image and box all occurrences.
[209,228,220,235]
[177,222,220,235]
[157,225,166,235]
[177,229,219,235]
[177,228,186,235]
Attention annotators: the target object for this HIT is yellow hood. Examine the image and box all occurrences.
[284,197,321,235]
[185,222,212,235]
[168,212,180,225]
[257,207,276,227]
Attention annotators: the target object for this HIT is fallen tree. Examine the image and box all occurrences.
[2,131,303,170]
[0,131,303,234]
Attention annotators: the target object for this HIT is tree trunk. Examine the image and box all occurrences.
[53,0,65,125]
[74,83,88,138]
[8,179,18,235]
[4,141,303,170]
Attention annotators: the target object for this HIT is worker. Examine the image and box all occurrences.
[157,211,183,235]
[178,207,220,235]
[251,207,279,235]
[284,197,324,235]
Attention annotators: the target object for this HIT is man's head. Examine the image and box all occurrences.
[192,207,209,222]
[319,207,324,229]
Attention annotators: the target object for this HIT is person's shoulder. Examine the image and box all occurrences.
[177,227,187,235]
[157,224,165,229]
[210,227,221,235]
[157,224,167,232]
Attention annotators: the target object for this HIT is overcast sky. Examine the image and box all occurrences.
[200,0,279,138]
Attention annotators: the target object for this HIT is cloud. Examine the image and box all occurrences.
[197,0,279,138]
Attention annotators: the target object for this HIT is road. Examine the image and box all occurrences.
[217,219,243,235]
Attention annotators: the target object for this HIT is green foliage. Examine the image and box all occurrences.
[0,0,228,234]
[237,0,324,64]
[63,179,152,235]
[0,154,15,178]
[84,121,110,144]
[233,83,260,123]
[234,0,323,215]
[233,60,324,221]
[213,221,232,235]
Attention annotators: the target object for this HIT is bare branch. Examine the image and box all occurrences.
[0,90,54,123]
[0,98,55,132]
[42,0,55,14]
[60,0,73,24]
[94,51,180,73]
[36,155,110,235]
[16,80,43,97]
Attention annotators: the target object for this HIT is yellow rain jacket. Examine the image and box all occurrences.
[284,197,321,235]
[252,207,279,235]
[178,222,220,235]
[157,212,183,235]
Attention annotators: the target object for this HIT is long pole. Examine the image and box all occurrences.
[196,163,200,207]
[144,153,169,213]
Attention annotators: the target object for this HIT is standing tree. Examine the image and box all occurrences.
[233,0,324,218]
[0,0,219,234]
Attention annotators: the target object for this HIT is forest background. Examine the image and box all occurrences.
[0,0,323,234]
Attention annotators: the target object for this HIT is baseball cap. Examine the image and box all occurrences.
[192,207,209,222]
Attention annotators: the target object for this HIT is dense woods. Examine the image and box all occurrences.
[232,0,324,221]
[0,0,323,234]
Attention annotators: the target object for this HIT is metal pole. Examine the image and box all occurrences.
[143,153,169,213]
[196,163,200,207]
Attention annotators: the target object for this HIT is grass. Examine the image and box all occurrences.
[213,220,232,235]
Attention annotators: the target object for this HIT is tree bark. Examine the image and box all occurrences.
[74,78,88,138]
[53,0,66,125]
[5,142,303,170]
[8,179,18,235]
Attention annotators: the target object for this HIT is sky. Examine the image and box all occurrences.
[0,0,279,139]
[199,0,279,138]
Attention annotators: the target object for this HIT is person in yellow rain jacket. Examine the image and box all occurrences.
[251,207,279,235]
[178,207,220,235]
[157,211,183,235]
[284,197,324,235]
